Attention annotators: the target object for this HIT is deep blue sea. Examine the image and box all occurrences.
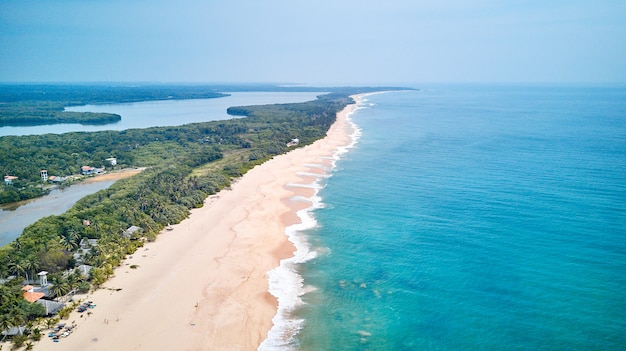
[265,85,626,350]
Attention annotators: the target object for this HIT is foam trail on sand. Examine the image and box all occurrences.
[259,104,363,350]
[259,193,323,350]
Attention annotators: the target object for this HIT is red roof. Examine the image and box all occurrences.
[23,291,45,303]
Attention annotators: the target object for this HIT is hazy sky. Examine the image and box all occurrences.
[1,0,624,85]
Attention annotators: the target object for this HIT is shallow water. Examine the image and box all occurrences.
[264,85,626,350]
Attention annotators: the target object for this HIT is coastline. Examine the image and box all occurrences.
[259,95,364,349]
[31,95,363,351]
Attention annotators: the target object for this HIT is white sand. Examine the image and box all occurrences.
[31,96,363,351]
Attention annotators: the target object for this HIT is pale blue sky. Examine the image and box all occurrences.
[1,0,624,84]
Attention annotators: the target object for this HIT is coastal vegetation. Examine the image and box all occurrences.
[0,86,399,344]
[0,84,227,127]
[0,102,121,126]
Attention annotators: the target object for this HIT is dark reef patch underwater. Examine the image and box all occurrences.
[285,85,626,351]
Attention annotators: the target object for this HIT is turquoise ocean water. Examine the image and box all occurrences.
[262,85,626,350]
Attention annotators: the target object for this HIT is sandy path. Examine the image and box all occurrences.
[81,168,144,183]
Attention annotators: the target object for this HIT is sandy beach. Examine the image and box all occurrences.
[31,96,361,351]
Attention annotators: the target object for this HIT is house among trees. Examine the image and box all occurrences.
[75,238,98,263]
[106,157,117,166]
[4,175,18,185]
[40,169,48,181]
[76,264,93,279]
[2,326,27,339]
[79,238,98,250]
[74,238,97,266]
[37,299,65,315]
[122,225,143,239]
[287,138,300,147]
[81,165,104,175]
[22,285,45,303]
[48,175,67,183]
[20,285,65,315]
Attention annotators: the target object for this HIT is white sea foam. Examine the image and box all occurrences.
[302,163,330,171]
[259,196,322,350]
[286,182,322,190]
[258,100,364,351]
[296,171,330,179]
[288,195,313,203]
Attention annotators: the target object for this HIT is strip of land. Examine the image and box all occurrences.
[31,96,361,351]
[81,168,145,184]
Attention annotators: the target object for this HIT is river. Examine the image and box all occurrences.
[0,181,117,247]
[0,91,324,137]
[0,91,323,246]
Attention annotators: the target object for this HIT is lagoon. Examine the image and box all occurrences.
[0,91,323,246]
[0,91,324,137]
[0,180,116,247]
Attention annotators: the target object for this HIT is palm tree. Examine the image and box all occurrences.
[66,270,83,293]
[8,260,27,282]
[8,310,26,335]
[59,230,79,251]
[12,238,22,251]
[89,267,106,288]
[0,315,12,342]
[22,257,39,284]
[50,279,70,301]
[59,235,77,252]
[45,317,59,330]
[22,257,37,283]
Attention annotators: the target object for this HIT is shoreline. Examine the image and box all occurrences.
[260,96,364,349]
[30,95,364,351]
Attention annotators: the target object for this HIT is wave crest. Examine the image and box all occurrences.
[259,101,363,350]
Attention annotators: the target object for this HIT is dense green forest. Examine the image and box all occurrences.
[0,102,121,126]
[0,84,227,127]
[0,84,229,103]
